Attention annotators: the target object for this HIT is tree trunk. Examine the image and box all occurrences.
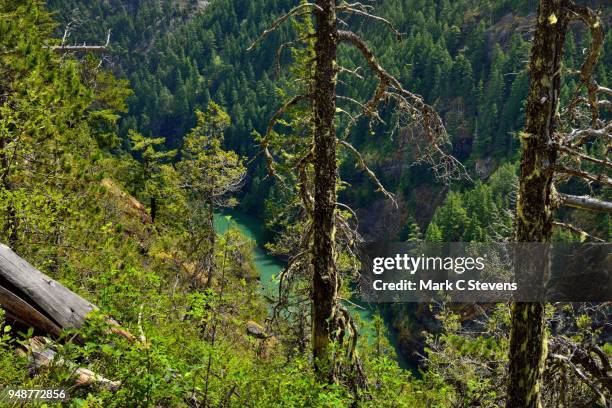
[150,196,157,223]
[0,284,63,337]
[312,0,339,380]
[204,198,216,288]
[0,243,134,342]
[507,1,567,406]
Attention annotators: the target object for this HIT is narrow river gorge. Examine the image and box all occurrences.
[213,209,413,371]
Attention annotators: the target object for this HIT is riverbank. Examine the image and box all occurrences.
[213,209,415,371]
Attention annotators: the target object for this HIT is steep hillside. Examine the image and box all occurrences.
[46,0,610,236]
[0,1,609,406]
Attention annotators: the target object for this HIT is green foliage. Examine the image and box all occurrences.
[0,1,609,406]
[426,162,518,242]
[40,0,539,219]
[129,130,176,221]
[420,304,510,407]
[177,102,245,207]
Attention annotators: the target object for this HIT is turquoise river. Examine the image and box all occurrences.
[213,209,411,370]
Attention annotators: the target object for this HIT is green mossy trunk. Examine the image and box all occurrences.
[312,0,338,380]
[507,1,567,406]
[205,198,216,288]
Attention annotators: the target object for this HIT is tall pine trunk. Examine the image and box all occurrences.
[312,0,338,379]
[507,1,566,406]
[205,198,215,288]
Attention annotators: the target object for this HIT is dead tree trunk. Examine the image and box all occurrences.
[311,0,339,379]
[249,0,460,386]
[509,1,608,404]
[507,1,567,406]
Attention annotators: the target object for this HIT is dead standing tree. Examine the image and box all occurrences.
[507,1,609,407]
[249,0,463,383]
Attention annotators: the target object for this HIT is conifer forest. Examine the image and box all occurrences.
[0,0,610,406]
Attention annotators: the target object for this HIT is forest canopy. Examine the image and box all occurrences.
[0,0,609,407]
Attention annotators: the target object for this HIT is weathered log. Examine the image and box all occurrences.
[0,243,134,342]
[0,245,132,393]
[0,243,96,330]
[47,45,107,53]
[0,284,62,338]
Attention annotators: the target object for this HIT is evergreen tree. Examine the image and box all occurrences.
[177,102,246,287]
[129,131,176,222]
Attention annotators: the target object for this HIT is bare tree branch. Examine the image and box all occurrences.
[549,336,612,403]
[260,94,313,182]
[554,165,612,186]
[247,3,322,51]
[565,2,605,125]
[553,221,604,242]
[337,30,469,183]
[338,140,397,207]
[564,123,612,147]
[551,353,607,404]
[337,65,364,80]
[336,95,366,111]
[558,193,612,213]
[337,2,402,39]
[48,29,111,53]
[266,94,314,137]
[335,201,359,225]
[598,86,612,97]
[337,30,425,110]
[554,142,612,169]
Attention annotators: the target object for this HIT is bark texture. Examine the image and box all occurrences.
[559,193,612,213]
[0,243,134,342]
[312,0,339,379]
[0,243,96,330]
[507,1,567,406]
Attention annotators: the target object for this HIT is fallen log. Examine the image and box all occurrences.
[0,243,133,341]
[0,284,62,338]
[0,243,95,331]
[0,244,132,392]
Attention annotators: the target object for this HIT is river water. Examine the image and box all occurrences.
[213,209,411,371]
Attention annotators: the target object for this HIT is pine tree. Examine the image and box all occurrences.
[129,131,176,222]
[177,102,246,287]
[424,222,443,243]
[0,0,110,250]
